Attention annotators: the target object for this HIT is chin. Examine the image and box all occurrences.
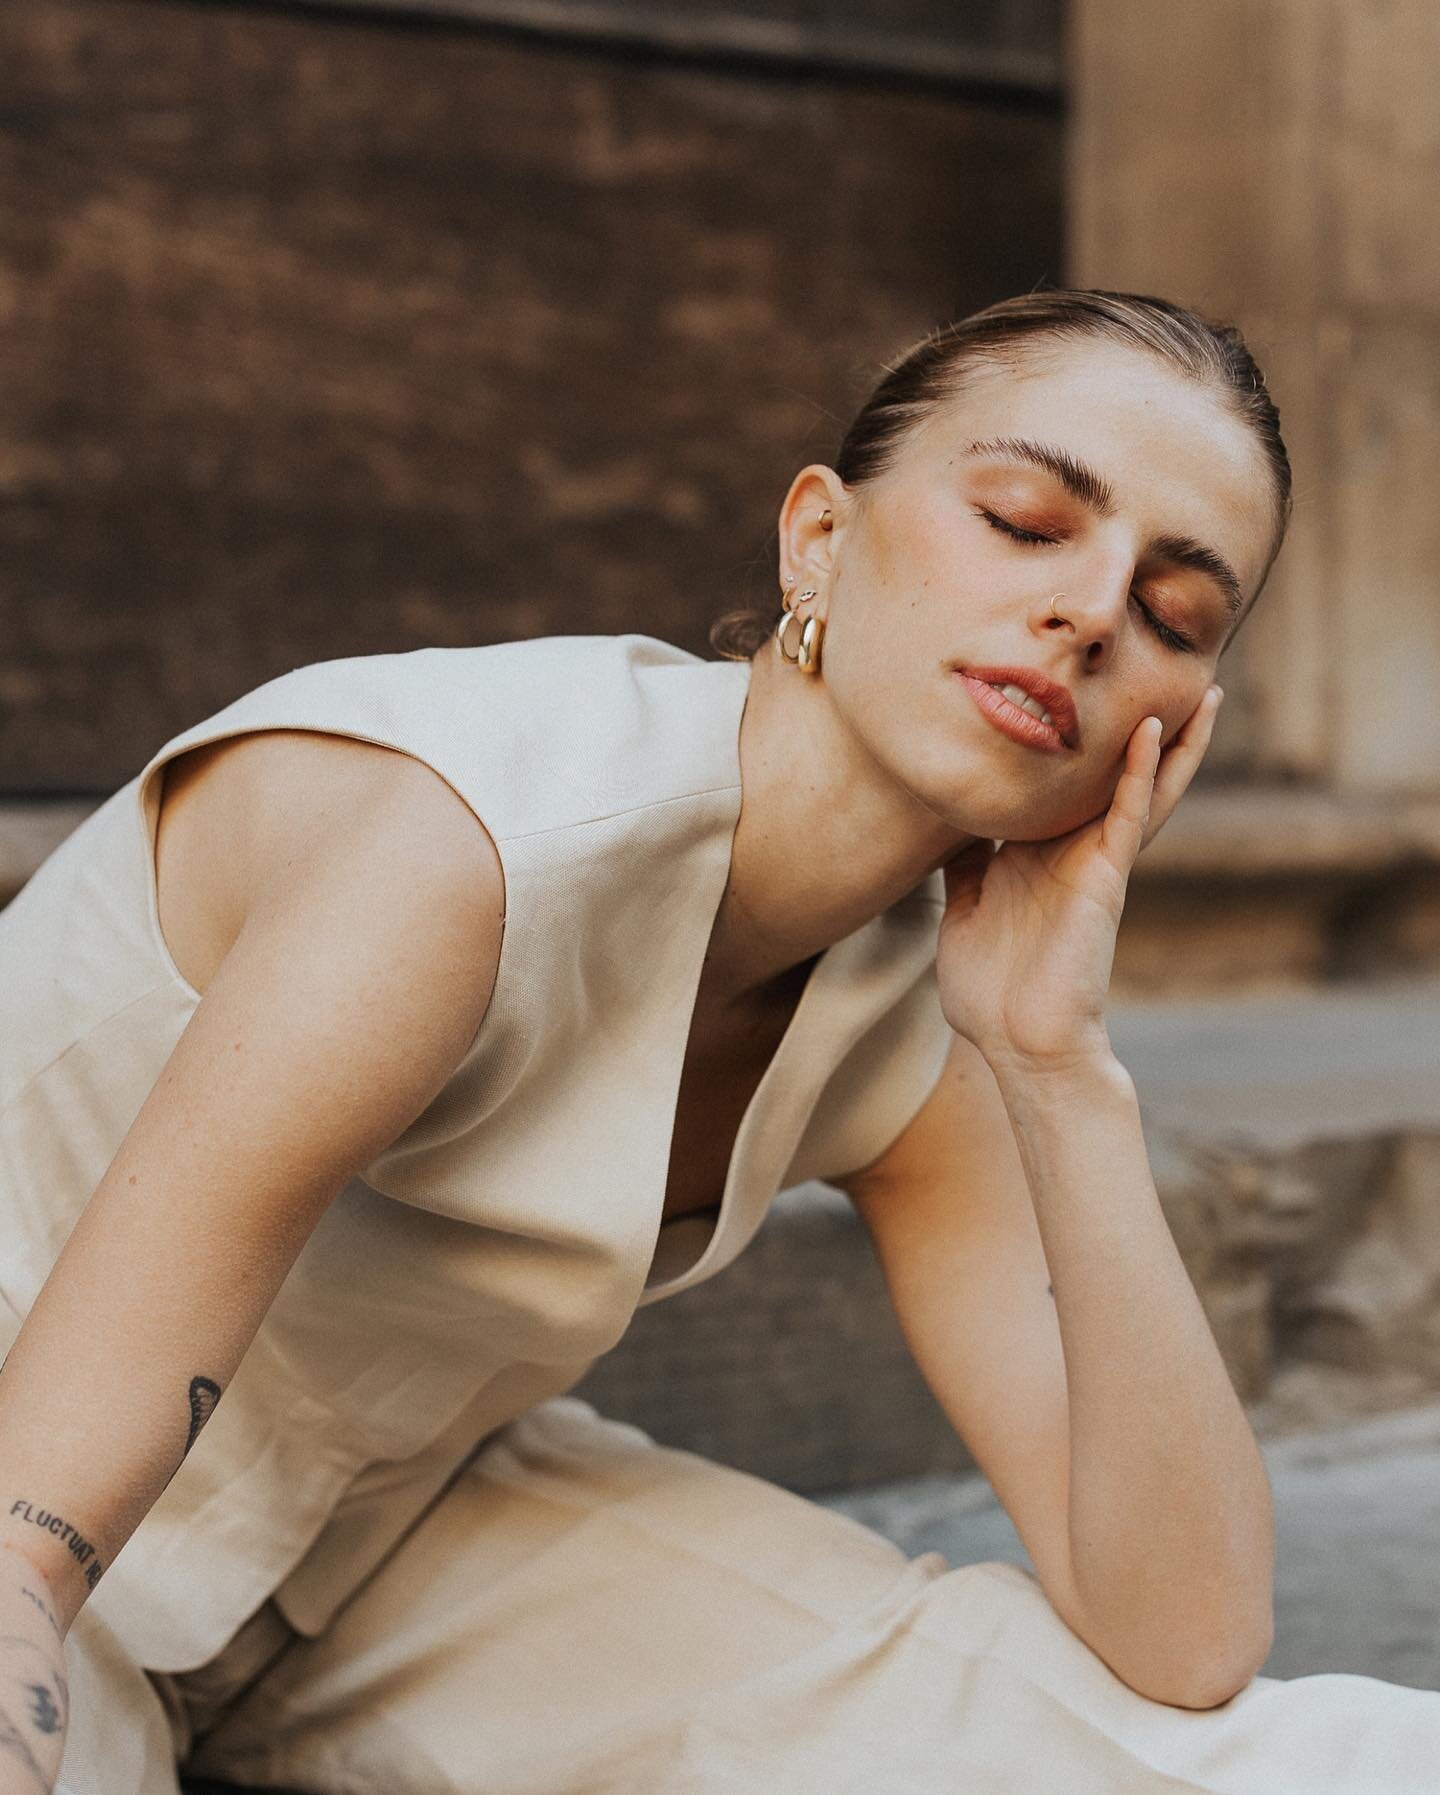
[994,803,1109,842]
[905,755,1114,845]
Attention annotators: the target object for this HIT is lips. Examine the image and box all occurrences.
[957,664,1080,752]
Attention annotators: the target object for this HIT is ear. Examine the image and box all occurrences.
[776,464,848,606]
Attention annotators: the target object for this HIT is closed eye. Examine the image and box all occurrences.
[980,509,1060,548]
[1133,597,1197,654]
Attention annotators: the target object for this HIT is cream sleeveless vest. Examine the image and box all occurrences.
[0,634,949,1671]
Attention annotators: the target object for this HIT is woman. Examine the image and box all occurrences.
[1,289,1436,1793]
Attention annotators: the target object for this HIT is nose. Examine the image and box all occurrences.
[1034,569,1129,670]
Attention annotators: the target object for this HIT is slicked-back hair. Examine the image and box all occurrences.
[711,288,1291,660]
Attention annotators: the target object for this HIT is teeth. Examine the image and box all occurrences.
[992,681,1057,730]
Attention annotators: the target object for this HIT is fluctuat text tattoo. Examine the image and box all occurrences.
[8,1504,104,1592]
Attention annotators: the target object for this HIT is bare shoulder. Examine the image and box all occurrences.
[155,726,505,998]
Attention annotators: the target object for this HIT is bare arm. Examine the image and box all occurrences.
[844,1033,1273,1712]
[0,739,505,1787]
[846,695,1273,1712]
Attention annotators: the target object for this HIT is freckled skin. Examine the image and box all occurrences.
[813,342,1278,844]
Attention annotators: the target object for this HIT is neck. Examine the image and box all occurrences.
[704,645,971,997]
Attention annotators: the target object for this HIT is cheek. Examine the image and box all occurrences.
[1119,657,1213,748]
[854,489,956,598]
[1157,673,1216,746]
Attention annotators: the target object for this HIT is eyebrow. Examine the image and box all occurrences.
[966,436,1116,517]
[964,436,1246,621]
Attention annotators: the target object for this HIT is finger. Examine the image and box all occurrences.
[942,838,997,919]
[1099,716,1162,872]
[1146,685,1223,847]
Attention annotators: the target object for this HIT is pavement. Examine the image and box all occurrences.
[819,1400,1440,1690]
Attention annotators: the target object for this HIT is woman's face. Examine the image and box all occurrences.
[808,340,1281,842]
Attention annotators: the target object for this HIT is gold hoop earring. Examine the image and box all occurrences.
[776,609,804,663]
[819,508,834,532]
[776,588,822,671]
[797,614,824,674]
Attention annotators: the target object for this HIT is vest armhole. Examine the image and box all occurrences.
[134,720,512,1062]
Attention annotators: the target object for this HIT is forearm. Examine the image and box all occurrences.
[992,1047,1274,1703]
[0,1545,67,1793]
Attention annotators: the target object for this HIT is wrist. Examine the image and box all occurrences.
[984,1038,1134,1105]
[976,1022,1120,1080]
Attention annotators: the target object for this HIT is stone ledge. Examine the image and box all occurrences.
[1132,784,1440,882]
[1119,788,1440,993]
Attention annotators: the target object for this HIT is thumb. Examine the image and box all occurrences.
[942,838,998,920]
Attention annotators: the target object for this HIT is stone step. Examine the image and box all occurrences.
[575,981,1440,1491]
[1114,786,1440,994]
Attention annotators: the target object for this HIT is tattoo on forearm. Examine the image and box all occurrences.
[14,1588,57,1643]
[162,1373,226,1493]
[185,1375,222,1455]
[22,1683,59,1736]
[8,1504,104,1591]
[0,1635,69,1790]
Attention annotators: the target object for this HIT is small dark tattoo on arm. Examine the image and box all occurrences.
[0,1635,69,1789]
[185,1376,222,1455]
[15,1588,57,1642]
[8,1504,104,1591]
[23,1684,59,1736]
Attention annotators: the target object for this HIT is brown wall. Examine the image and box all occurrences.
[0,0,1062,792]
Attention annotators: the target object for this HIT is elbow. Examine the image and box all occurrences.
[1128,1611,1275,1712]
[1146,1656,1265,1713]
[1067,1573,1275,1712]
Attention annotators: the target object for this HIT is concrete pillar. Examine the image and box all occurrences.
[1069,0,1440,794]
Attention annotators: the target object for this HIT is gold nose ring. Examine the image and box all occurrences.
[1049,592,1067,621]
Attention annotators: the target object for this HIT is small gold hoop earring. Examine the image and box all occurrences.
[776,609,804,663]
[819,508,834,532]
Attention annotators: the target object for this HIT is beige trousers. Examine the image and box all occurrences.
[56,1398,1440,1795]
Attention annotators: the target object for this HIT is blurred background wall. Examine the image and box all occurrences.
[0,0,1060,783]
[3,0,1438,992]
